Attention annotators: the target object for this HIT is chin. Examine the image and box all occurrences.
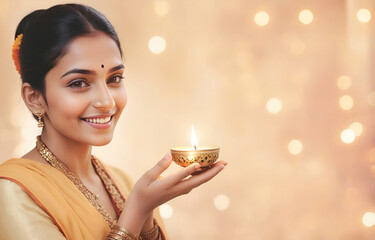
[88,134,114,146]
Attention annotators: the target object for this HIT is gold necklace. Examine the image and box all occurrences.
[36,136,125,227]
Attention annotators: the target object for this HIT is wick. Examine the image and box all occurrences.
[101,64,104,68]
[194,145,197,150]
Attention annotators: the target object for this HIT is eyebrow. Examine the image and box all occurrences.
[60,64,125,79]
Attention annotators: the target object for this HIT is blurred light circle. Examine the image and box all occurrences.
[363,212,375,227]
[266,98,282,114]
[341,129,355,144]
[299,10,314,24]
[148,36,166,54]
[159,203,173,219]
[214,194,230,211]
[349,122,363,137]
[337,75,351,90]
[154,0,170,17]
[339,95,353,110]
[288,139,303,155]
[357,8,371,23]
[254,11,270,26]
[368,92,375,106]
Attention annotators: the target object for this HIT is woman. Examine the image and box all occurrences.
[0,4,226,240]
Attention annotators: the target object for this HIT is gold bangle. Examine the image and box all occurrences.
[107,225,139,240]
[107,234,124,240]
[140,219,159,240]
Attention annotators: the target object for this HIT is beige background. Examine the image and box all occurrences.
[1,0,375,239]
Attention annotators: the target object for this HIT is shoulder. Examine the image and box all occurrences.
[0,179,66,239]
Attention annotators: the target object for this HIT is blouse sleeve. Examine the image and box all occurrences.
[0,179,66,240]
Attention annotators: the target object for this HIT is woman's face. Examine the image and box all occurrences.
[42,31,126,146]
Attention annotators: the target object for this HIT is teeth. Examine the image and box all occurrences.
[84,116,111,124]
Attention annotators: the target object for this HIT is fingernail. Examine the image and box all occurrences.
[165,152,171,159]
[192,163,201,169]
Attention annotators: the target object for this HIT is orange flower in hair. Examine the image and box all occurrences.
[12,34,23,75]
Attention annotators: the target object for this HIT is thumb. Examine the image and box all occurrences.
[144,152,172,181]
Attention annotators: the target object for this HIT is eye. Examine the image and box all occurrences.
[68,80,89,89]
[108,74,124,84]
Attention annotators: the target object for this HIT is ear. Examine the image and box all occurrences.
[21,82,46,114]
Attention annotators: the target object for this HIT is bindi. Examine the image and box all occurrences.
[101,64,104,68]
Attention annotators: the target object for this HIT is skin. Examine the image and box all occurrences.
[21,31,227,237]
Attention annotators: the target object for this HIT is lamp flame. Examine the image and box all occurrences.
[191,125,198,150]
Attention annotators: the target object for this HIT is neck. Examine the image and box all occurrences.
[39,129,95,180]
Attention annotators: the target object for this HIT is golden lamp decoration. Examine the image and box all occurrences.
[170,125,220,170]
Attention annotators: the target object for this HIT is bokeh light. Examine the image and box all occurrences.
[349,122,363,137]
[2,1,375,239]
[254,11,270,26]
[288,139,303,155]
[341,129,355,144]
[154,0,170,17]
[266,98,282,114]
[299,10,314,24]
[363,212,375,227]
[339,95,354,110]
[337,75,351,90]
[159,203,173,219]
[357,8,371,23]
[148,36,166,54]
[214,194,230,211]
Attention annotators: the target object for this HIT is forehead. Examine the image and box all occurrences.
[55,32,122,70]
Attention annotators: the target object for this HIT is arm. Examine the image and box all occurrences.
[115,152,227,237]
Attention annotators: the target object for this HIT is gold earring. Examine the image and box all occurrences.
[35,112,44,128]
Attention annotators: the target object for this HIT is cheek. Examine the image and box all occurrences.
[115,88,127,112]
[46,90,89,119]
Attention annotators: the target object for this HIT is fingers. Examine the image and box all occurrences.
[144,153,172,181]
[166,163,202,185]
[174,161,227,194]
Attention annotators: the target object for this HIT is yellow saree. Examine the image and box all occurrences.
[0,158,165,240]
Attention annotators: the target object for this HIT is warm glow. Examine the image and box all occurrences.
[254,11,270,26]
[350,122,363,137]
[363,212,375,227]
[368,92,375,106]
[341,129,355,144]
[299,10,313,24]
[337,75,351,90]
[290,38,306,55]
[357,8,371,23]
[154,0,170,16]
[191,125,198,149]
[266,98,282,114]
[160,203,173,219]
[339,95,353,110]
[148,36,166,54]
[288,139,303,155]
[214,194,230,211]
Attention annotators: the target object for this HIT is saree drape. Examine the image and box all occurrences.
[0,158,165,240]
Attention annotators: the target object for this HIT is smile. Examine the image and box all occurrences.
[83,116,111,124]
[81,115,114,130]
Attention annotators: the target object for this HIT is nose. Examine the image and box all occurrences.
[93,83,115,111]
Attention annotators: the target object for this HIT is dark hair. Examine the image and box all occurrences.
[15,3,123,95]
